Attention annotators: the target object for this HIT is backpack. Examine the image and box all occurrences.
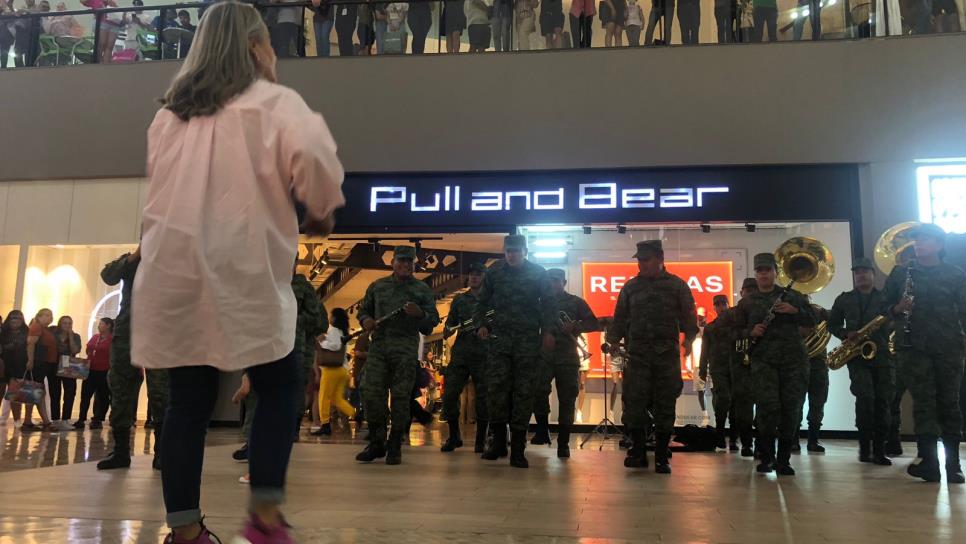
[673,424,718,452]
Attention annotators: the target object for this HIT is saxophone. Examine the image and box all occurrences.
[827,314,888,370]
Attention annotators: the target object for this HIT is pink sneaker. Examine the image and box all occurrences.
[232,514,294,544]
[163,522,222,544]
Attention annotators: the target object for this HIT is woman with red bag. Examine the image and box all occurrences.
[74,318,114,430]
[24,309,57,433]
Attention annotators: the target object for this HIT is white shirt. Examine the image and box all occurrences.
[318,325,345,352]
[132,80,345,371]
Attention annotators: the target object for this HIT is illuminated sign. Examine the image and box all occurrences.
[369,184,729,213]
[581,261,734,380]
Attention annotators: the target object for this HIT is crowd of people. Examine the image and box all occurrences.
[1,0,962,69]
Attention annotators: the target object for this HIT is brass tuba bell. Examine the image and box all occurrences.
[873,221,920,276]
[775,236,835,295]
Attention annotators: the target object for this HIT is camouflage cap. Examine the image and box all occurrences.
[393,245,417,260]
[909,223,947,243]
[632,240,663,259]
[467,262,486,274]
[712,294,729,305]
[742,277,758,290]
[850,257,876,271]
[753,252,777,270]
[547,268,567,281]
[504,235,527,250]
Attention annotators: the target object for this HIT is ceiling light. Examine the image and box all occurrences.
[532,238,569,248]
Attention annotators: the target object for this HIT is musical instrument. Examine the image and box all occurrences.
[827,314,888,370]
[898,260,915,348]
[348,307,404,339]
[558,311,593,361]
[805,319,832,359]
[745,237,835,364]
[445,309,495,335]
[874,221,919,276]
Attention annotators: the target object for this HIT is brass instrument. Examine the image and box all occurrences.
[873,221,919,276]
[446,309,495,334]
[827,314,888,370]
[558,311,593,361]
[745,237,835,365]
[805,320,831,359]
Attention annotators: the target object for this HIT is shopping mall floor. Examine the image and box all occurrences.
[0,420,963,544]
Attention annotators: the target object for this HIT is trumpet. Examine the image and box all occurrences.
[558,311,592,361]
[827,314,888,370]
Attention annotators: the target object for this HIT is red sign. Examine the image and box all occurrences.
[581,261,734,379]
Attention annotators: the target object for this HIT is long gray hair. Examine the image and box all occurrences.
[160,2,269,121]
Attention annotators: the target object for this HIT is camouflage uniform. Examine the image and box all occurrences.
[292,273,326,436]
[441,289,489,436]
[883,257,966,476]
[733,258,814,471]
[99,253,168,469]
[476,259,556,434]
[829,282,894,458]
[533,286,597,438]
[728,315,755,451]
[802,305,830,447]
[358,256,440,454]
[606,241,698,472]
[698,307,734,445]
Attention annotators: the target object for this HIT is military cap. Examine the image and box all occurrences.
[850,257,876,271]
[742,277,758,290]
[548,268,567,281]
[393,245,417,260]
[632,240,664,258]
[467,262,486,274]
[909,223,946,243]
[504,235,527,249]
[712,295,729,305]
[753,252,777,270]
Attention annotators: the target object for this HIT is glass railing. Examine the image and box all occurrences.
[0,0,961,69]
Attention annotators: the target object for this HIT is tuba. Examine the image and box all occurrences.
[805,320,832,359]
[827,314,888,370]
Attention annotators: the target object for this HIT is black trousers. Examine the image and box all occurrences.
[569,13,593,47]
[78,370,111,422]
[271,22,301,58]
[409,5,432,54]
[677,0,701,43]
[335,6,359,56]
[754,5,777,41]
[714,2,736,42]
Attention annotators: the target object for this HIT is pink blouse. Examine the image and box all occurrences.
[132,80,345,371]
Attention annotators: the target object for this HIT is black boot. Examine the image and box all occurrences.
[886,432,903,456]
[385,430,403,465]
[756,437,775,473]
[943,437,965,484]
[776,439,796,476]
[356,427,387,463]
[858,430,873,463]
[510,430,529,468]
[474,421,488,454]
[441,419,463,452]
[740,432,754,457]
[530,414,551,445]
[557,424,571,459]
[872,433,892,466]
[714,421,727,452]
[654,433,671,474]
[482,423,508,460]
[907,435,941,482]
[624,431,648,468]
[97,427,132,470]
[807,427,825,453]
[152,423,163,471]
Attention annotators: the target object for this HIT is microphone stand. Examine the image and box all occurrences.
[580,350,623,450]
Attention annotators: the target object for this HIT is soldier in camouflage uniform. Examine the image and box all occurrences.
[356,246,440,465]
[882,224,966,483]
[531,268,599,459]
[799,303,830,453]
[699,295,735,452]
[292,270,326,438]
[440,263,489,454]
[733,253,814,475]
[604,240,698,474]
[97,248,169,471]
[476,235,557,469]
[729,278,758,457]
[829,257,894,465]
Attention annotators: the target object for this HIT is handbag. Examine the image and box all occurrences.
[4,371,45,405]
[57,355,90,380]
[318,348,346,367]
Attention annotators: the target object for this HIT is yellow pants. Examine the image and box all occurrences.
[319,366,355,424]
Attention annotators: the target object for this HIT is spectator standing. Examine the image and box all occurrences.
[0,311,29,426]
[625,0,643,44]
[23,308,57,433]
[75,318,113,429]
[372,2,388,54]
[50,315,82,429]
[0,2,15,69]
[753,0,777,41]
[268,0,304,57]
[81,0,122,63]
[677,0,699,43]
[540,0,563,47]
[443,0,466,52]
[513,0,537,49]
[600,0,624,46]
[713,0,735,42]
[569,0,595,47]
[491,0,512,50]
[407,0,431,53]
[176,10,196,57]
[356,0,375,55]
[13,0,43,67]
[384,2,408,53]
[334,2,358,55]
[465,0,491,51]
[311,0,334,56]
[643,0,674,44]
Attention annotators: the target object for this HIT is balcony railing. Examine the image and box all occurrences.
[0,0,961,69]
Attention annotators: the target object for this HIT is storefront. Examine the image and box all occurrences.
[325,163,864,431]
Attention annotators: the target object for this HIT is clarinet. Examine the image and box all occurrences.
[746,281,795,358]
[899,260,915,348]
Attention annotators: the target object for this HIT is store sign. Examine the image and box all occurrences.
[337,164,860,232]
[581,261,734,380]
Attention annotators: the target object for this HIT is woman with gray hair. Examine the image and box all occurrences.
[132,2,345,543]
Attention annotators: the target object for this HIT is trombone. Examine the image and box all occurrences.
[558,311,593,361]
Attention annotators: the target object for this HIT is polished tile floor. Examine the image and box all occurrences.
[0,420,964,543]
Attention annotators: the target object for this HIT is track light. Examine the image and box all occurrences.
[582,225,592,235]
[617,224,627,234]
[701,223,711,234]
[745,223,757,233]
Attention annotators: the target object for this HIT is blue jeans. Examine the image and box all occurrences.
[374,20,389,54]
[161,351,299,528]
[314,18,334,56]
